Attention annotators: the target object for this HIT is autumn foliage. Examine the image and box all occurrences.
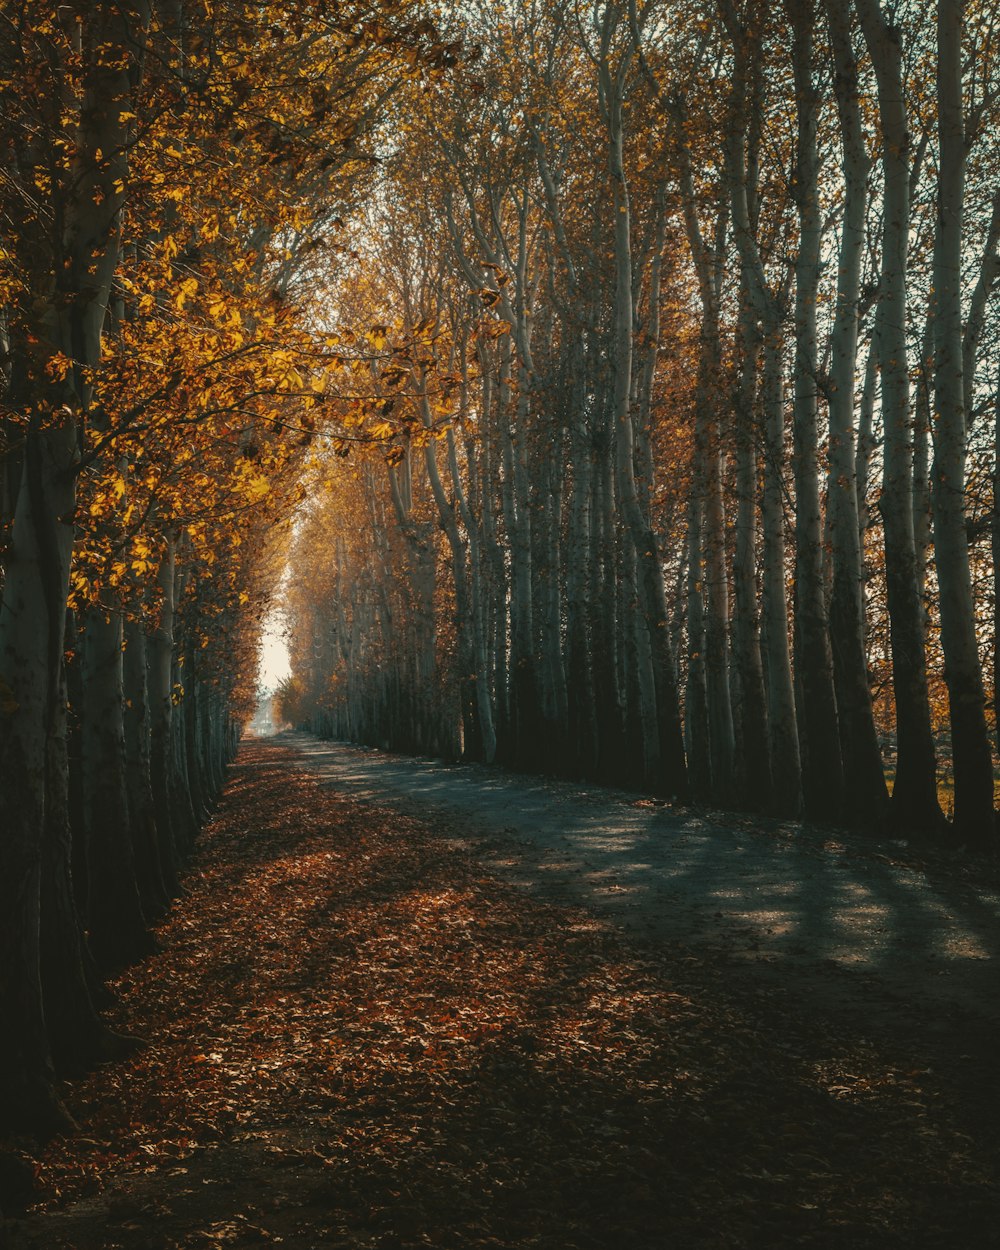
[3,0,1000,1225]
[0,0,463,1143]
[281,0,1000,843]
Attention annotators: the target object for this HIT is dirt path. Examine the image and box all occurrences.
[3,738,998,1249]
[281,733,1000,1209]
[284,733,1000,1027]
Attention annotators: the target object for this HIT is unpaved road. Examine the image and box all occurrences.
[281,732,1000,1045]
[5,737,999,1249]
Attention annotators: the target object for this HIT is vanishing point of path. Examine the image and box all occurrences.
[6,734,1000,1250]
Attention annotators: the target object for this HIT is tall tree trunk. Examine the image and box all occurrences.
[761,334,803,815]
[603,53,687,798]
[823,0,889,826]
[565,374,599,776]
[148,540,182,890]
[685,490,712,797]
[787,0,844,816]
[0,421,79,1135]
[0,0,150,1131]
[80,609,152,973]
[446,422,499,765]
[592,430,627,781]
[124,616,169,919]
[732,287,772,809]
[721,3,799,813]
[931,0,994,845]
[857,0,945,833]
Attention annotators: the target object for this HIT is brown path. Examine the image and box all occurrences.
[284,733,1000,1031]
[4,739,998,1249]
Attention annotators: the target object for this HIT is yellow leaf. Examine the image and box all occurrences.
[175,277,198,310]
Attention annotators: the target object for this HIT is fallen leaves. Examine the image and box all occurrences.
[7,741,999,1249]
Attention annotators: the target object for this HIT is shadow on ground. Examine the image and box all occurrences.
[3,740,997,1250]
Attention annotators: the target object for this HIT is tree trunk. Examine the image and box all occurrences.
[857,0,945,834]
[41,652,137,1075]
[0,424,78,1135]
[148,540,182,889]
[761,334,803,815]
[0,0,149,1136]
[604,58,687,798]
[732,287,772,809]
[787,0,844,816]
[823,0,889,826]
[685,490,712,798]
[931,0,994,846]
[124,616,170,919]
[80,609,153,973]
[564,374,599,777]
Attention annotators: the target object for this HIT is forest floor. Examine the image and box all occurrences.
[4,735,1000,1249]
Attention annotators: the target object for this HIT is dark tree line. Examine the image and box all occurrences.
[283,0,1000,848]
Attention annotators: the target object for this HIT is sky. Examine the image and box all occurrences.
[258,609,291,690]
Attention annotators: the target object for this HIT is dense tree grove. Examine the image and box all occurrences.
[281,0,1000,844]
[1,0,999,1157]
[0,0,452,1141]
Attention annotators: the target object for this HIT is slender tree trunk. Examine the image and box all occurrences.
[685,490,711,797]
[592,431,626,781]
[857,0,945,833]
[732,286,772,808]
[931,0,994,845]
[787,0,844,816]
[721,6,799,813]
[761,334,803,815]
[824,0,889,826]
[445,425,498,764]
[148,540,181,889]
[80,609,152,973]
[565,385,598,776]
[124,616,169,919]
[604,62,687,798]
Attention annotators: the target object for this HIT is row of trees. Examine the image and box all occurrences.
[282,0,1000,848]
[0,0,448,1143]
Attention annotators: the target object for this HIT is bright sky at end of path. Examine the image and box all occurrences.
[259,611,291,689]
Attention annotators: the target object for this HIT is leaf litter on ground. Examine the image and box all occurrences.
[3,741,998,1249]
